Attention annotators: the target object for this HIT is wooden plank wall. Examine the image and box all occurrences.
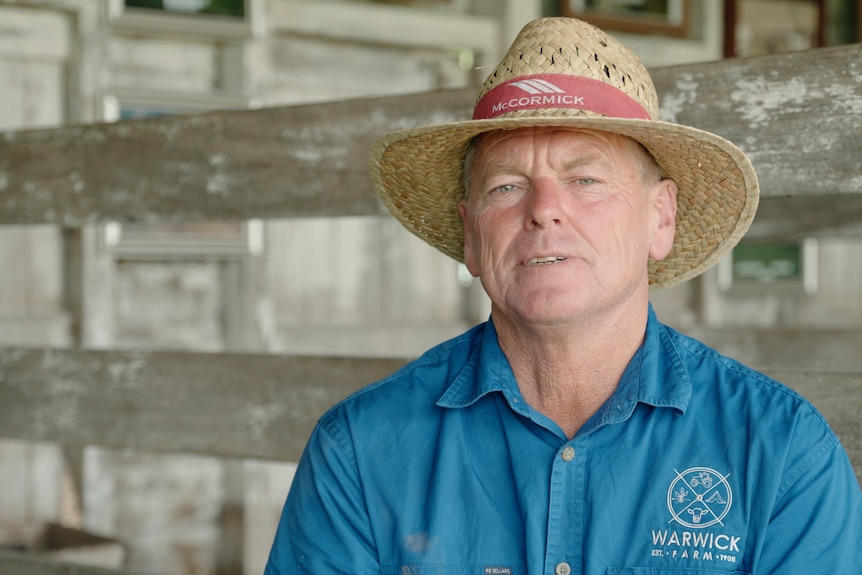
[0,43,860,575]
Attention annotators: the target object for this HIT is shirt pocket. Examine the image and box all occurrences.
[607,569,751,575]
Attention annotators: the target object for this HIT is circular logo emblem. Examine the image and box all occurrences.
[667,467,732,529]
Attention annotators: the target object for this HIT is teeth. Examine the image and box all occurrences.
[528,256,565,265]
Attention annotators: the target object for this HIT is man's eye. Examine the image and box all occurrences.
[575,178,597,185]
[493,184,517,193]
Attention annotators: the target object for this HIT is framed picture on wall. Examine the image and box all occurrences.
[124,0,245,18]
[727,0,824,57]
[110,0,260,39]
[560,0,690,37]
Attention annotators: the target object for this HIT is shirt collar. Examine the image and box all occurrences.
[580,305,692,434]
[639,304,693,413]
[437,317,527,412]
[437,305,692,425]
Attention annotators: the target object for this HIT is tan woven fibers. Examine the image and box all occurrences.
[476,16,660,120]
[369,17,759,290]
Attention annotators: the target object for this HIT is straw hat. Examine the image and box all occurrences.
[369,17,759,290]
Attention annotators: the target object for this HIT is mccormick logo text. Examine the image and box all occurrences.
[471,73,651,121]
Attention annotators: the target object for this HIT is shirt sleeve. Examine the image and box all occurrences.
[264,418,379,574]
[755,435,862,573]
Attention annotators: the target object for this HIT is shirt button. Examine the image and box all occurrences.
[561,446,575,462]
[555,562,572,575]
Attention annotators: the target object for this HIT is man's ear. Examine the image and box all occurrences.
[458,200,479,277]
[648,178,678,261]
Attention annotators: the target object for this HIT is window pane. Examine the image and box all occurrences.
[125,0,245,18]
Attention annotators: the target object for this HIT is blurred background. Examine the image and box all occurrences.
[0,0,860,573]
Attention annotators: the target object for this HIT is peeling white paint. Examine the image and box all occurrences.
[824,82,862,115]
[108,355,147,391]
[82,129,107,142]
[370,108,387,125]
[70,171,85,193]
[156,121,183,140]
[206,171,234,196]
[289,145,348,165]
[660,76,700,123]
[801,132,840,155]
[292,147,323,162]
[33,351,86,435]
[178,161,200,178]
[243,403,287,443]
[731,76,816,128]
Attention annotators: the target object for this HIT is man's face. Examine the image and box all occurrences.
[458,126,677,328]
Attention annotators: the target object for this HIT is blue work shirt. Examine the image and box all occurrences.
[265,308,862,574]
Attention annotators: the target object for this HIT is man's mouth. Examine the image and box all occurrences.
[526,256,567,265]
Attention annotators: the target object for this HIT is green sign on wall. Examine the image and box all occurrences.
[720,239,818,295]
[732,242,802,283]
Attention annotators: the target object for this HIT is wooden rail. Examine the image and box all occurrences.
[0,348,858,477]
[0,551,150,575]
[0,44,860,240]
[0,348,406,462]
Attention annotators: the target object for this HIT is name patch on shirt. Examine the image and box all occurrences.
[484,567,513,575]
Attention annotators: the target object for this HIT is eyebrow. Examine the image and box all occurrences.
[479,162,523,180]
[482,154,602,176]
[559,151,609,170]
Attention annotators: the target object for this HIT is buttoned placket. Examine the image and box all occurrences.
[545,437,588,575]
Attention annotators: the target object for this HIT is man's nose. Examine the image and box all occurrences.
[526,179,565,229]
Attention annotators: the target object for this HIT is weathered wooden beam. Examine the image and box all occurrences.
[687,327,862,373]
[0,348,406,462]
[0,348,860,482]
[0,44,859,227]
[0,89,473,226]
[0,551,146,575]
[744,194,862,240]
[650,44,862,200]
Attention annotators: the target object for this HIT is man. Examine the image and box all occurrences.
[265,17,862,574]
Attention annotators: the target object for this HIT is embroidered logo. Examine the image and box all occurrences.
[667,467,732,529]
[508,78,566,95]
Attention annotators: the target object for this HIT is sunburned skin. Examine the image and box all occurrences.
[459,126,677,334]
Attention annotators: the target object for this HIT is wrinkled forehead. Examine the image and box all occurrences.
[467,126,650,173]
[462,126,662,197]
[473,126,638,152]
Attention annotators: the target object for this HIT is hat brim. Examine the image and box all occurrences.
[369,116,759,290]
